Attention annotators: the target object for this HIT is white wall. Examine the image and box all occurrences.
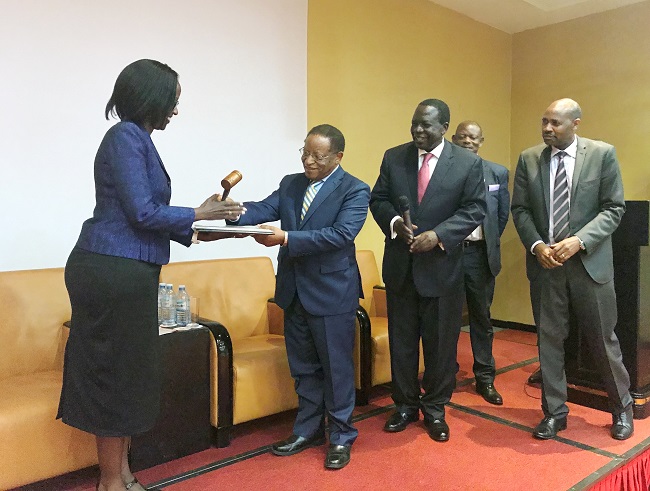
[0,0,307,271]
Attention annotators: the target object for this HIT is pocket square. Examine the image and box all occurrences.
[488,184,501,192]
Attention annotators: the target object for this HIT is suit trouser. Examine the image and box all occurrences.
[462,243,497,384]
[386,269,464,420]
[530,256,632,418]
[284,297,358,446]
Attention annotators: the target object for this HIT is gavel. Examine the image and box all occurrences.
[221,170,242,200]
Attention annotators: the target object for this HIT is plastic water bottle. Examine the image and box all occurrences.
[157,283,166,325]
[176,285,190,327]
[161,284,177,327]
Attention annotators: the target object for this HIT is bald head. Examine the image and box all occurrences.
[542,98,581,149]
[548,98,582,120]
[452,120,484,154]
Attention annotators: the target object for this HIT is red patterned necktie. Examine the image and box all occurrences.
[418,153,434,203]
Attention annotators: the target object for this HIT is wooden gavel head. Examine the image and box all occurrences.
[220,170,242,200]
[221,170,242,191]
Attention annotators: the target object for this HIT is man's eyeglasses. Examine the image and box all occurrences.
[299,147,333,164]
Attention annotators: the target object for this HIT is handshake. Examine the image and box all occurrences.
[192,170,286,247]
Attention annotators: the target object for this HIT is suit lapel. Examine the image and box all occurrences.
[406,144,419,208]
[299,167,344,229]
[293,175,309,229]
[481,161,493,233]
[540,146,551,219]
[143,127,171,183]
[418,140,453,210]
[571,137,587,201]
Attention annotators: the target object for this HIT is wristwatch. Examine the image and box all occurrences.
[577,236,586,251]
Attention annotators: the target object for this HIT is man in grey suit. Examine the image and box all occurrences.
[371,99,486,442]
[511,98,633,440]
[452,121,509,406]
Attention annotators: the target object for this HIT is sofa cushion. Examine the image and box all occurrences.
[231,335,298,424]
[0,268,70,380]
[0,371,96,489]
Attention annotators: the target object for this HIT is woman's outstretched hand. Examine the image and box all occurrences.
[194,194,246,221]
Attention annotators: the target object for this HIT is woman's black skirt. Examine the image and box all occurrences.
[57,247,162,437]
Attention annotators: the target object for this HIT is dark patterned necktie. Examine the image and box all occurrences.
[552,151,570,241]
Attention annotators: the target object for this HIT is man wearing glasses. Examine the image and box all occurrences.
[231,124,370,469]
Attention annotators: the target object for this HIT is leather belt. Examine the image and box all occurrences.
[463,240,485,247]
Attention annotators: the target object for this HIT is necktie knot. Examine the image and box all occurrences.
[422,153,434,165]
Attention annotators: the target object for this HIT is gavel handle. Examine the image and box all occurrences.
[222,189,230,200]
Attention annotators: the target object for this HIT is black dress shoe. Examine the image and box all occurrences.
[528,368,542,385]
[611,406,634,440]
[424,418,449,442]
[532,416,567,439]
[271,433,326,456]
[476,382,503,405]
[384,410,419,432]
[324,444,351,469]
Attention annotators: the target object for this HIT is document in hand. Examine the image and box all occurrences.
[192,223,273,235]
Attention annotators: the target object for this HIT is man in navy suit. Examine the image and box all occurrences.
[370,99,486,442]
[234,124,370,469]
[452,121,510,406]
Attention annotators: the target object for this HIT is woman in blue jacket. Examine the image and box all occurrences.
[57,59,244,491]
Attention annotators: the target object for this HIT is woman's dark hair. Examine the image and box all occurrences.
[105,59,178,127]
[307,124,345,153]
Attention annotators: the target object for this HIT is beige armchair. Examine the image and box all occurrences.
[160,257,297,447]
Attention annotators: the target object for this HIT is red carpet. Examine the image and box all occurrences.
[16,330,650,491]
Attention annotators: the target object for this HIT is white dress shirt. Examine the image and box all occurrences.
[530,137,578,253]
[390,140,445,237]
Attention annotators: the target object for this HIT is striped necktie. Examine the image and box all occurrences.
[301,180,318,221]
[552,151,570,241]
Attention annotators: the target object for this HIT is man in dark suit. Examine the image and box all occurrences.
[233,124,370,469]
[511,98,633,440]
[452,121,510,406]
[370,99,486,442]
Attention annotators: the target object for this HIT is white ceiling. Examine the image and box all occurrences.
[428,0,648,33]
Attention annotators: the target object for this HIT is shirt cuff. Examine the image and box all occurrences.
[283,231,288,247]
[531,240,544,255]
[390,215,400,239]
